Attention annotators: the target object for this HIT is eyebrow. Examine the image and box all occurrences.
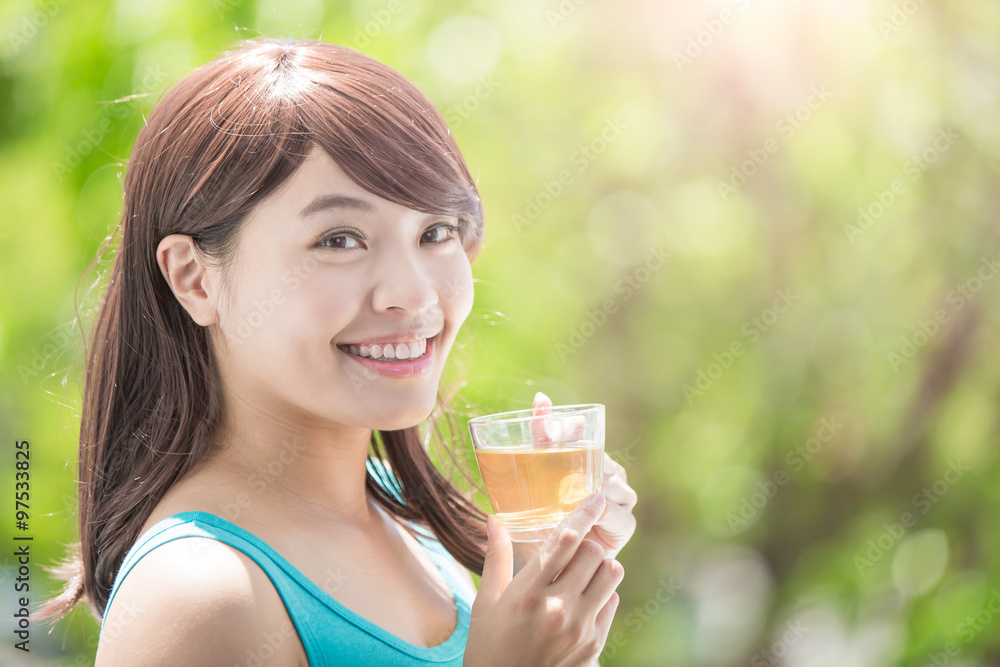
[298,194,376,219]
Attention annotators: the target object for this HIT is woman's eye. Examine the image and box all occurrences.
[421,223,458,245]
[318,233,363,250]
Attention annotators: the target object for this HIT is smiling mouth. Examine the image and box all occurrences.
[336,338,430,362]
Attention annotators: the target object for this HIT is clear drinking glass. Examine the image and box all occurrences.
[469,404,605,542]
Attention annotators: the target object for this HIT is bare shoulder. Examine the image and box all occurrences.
[96,536,304,667]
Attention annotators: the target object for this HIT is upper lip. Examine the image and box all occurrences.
[336,330,440,347]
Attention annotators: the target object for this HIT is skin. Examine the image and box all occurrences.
[96,146,637,666]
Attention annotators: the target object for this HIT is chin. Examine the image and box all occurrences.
[363,394,438,432]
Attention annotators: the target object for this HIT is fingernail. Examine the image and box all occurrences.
[588,493,605,509]
[486,515,494,539]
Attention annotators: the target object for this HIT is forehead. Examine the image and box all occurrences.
[271,145,369,208]
[244,145,421,231]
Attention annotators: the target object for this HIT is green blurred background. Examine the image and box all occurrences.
[2,0,1000,665]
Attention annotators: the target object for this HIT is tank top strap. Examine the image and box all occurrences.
[101,511,288,626]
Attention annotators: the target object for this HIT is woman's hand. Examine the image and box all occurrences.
[532,392,638,559]
[583,454,638,559]
[465,494,624,667]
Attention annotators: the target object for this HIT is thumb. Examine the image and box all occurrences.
[475,516,513,610]
[532,391,552,413]
[530,391,554,445]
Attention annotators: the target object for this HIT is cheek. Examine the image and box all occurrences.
[438,256,474,326]
[299,269,362,326]
[216,255,345,350]
[214,273,280,346]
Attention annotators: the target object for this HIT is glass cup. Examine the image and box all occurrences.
[469,404,605,542]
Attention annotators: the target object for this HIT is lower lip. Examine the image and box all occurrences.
[338,339,435,378]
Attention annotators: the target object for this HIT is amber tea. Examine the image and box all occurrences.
[469,404,605,542]
[475,442,603,538]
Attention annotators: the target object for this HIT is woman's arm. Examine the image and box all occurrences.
[96,537,303,667]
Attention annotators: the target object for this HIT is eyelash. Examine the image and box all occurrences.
[316,223,460,249]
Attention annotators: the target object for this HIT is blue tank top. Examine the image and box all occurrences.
[100,461,475,665]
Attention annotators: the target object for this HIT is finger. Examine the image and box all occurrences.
[581,557,624,607]
[584,507,637,558]
[474,516,513,611]
[564,414,586,442]
[531,392,553,445]
[549,538,606,595]
[571,587,622,666]
[586,493,636,538]
[592,590,622,655]
[600,465,638,509]
[603,454,626,479]
[521,492,606,585]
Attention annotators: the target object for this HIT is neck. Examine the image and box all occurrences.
[206,391,377,526]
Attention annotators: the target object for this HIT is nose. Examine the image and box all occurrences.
[370,251,439,314]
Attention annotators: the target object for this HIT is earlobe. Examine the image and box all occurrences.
[156,234,219,327]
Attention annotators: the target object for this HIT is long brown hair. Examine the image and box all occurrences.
[42,37,488,621]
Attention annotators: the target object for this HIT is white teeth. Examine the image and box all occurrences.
[345,338,430,361]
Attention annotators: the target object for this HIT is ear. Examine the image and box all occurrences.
[156,234,220,327]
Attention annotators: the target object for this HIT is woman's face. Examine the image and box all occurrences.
[209,146,474,431]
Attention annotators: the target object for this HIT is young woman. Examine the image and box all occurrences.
[43,38,637,666]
